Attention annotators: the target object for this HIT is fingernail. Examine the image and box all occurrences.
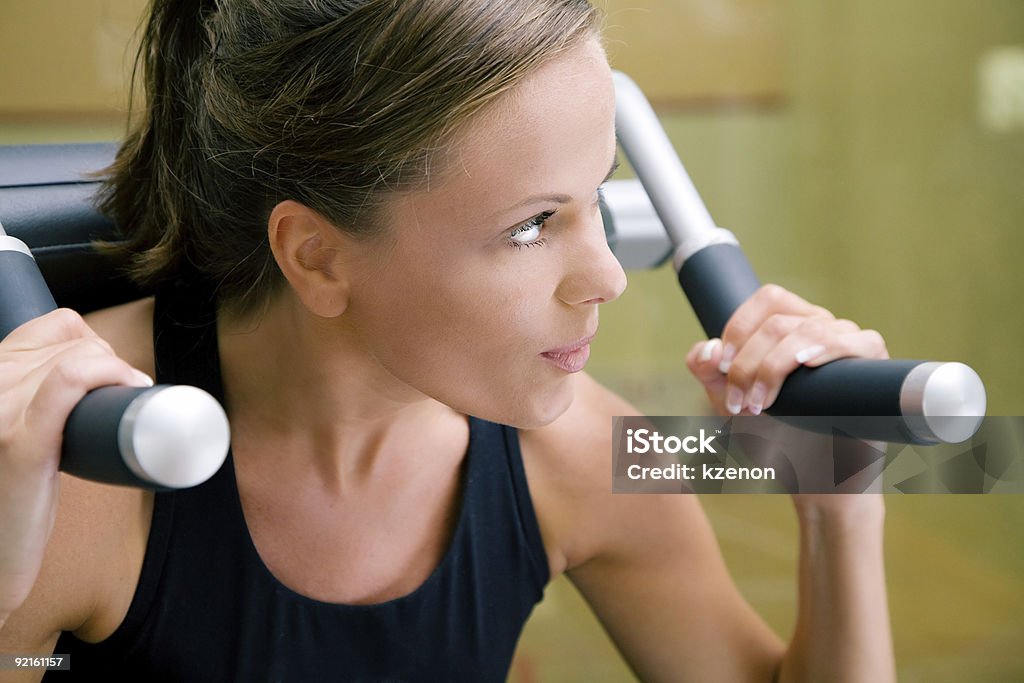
[135,370,155,387]
[699,338,721,363]
[726,385,743,415]
[746,382,766,416]
[795,344,826,364]
[718,343,735,374]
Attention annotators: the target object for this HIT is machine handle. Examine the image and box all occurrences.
[0,227,229,488]
[612,71,986,444]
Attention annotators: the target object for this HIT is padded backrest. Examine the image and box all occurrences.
[0,143,145,314]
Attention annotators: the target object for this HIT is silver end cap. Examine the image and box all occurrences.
[119,385,231,488]
[901,362,987,444]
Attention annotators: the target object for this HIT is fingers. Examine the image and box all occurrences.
[2,308,105,351]
[687,285,890,417]
[724,319,889,415]
[1,309,148,388]
[797,327,890,365]
[720,285,832,369]
[0,310,155,468]
[21,343,154,455]
[685,338,726,388]
[686,339,728,414]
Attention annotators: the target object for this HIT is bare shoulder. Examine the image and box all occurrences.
[520,375,781,681]
[0,475,152,658]
[82,297,156,379]
[519,373,710,575]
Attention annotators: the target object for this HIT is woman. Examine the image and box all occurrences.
[0,0,895,680]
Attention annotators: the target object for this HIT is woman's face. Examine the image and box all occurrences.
[344,38,626,428]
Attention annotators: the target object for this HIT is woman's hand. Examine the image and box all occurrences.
[685,284,889,510]
[685,284,889,418]
[0,309,152,626]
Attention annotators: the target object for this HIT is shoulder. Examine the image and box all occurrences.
[83,296,156,380]
[0,473,152,655]
[519,375,783,680]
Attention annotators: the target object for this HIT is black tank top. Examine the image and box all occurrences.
[50,280,550,682]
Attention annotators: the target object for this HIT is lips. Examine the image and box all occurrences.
[540,333,595,373]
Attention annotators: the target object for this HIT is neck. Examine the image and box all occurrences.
[216,289,466,486]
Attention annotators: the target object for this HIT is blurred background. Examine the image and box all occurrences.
[1,1,1022,680]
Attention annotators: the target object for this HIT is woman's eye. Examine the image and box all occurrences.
[508,210,555,249]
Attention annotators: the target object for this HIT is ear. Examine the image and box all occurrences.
[268,200,351,318]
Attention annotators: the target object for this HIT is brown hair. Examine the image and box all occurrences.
[100,0,601,316]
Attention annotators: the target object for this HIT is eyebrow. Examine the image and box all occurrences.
[495,156,620,218]
[602,157,621,185]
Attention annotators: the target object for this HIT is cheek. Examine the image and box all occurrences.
[354,256,574,426]
[386,274,536,375]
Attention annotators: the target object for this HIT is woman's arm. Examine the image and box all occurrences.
[530,376,894,681]
[0,472,149,683]
[779,496,894,683]
[685,284,897,681]
[527,283,896,681]
[526,375,784,682]
[0,305,155,677]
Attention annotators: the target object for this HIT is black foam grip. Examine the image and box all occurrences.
[62,385,165,488]
[0,246,161,487]
[677,243,762,338]
[677,243,929,431]
[0,249,59,338]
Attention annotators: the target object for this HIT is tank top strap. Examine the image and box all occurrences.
[465,419,550,589]
[152,277,223,399]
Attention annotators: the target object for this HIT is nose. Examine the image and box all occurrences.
[555,214,628,306]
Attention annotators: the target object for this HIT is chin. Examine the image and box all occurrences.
[501,377,577,430]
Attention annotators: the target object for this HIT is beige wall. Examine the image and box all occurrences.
[0,1,146,117]
[0,1,784,118]
[601,0,785,106]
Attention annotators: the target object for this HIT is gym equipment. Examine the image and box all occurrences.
[0,197,229,488]
[609,72,986,444]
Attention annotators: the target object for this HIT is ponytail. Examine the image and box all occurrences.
[99,0,218,289]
